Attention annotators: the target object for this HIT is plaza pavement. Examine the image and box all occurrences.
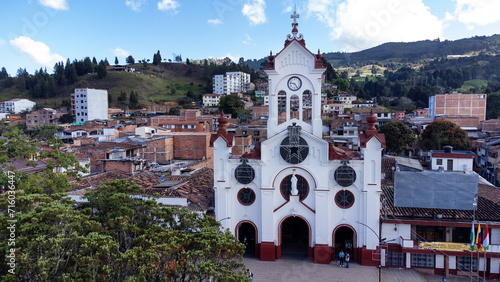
[243,256,474,282]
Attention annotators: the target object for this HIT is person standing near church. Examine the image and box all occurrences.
[345,253,350,268]
[339,250,345,267]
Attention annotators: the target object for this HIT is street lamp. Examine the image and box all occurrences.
[356,221,386,282]
[217,217,231,222]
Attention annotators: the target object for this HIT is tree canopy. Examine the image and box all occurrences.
[418,120,471,151]
[379,122,416,154]
[0,124,248,281]
[218,94,245,118]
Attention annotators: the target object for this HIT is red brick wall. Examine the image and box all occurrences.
[143,137,174,163]
[102,160,133,174]
[232,135,253,156]
[173,134,211,160]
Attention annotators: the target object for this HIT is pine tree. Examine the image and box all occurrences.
[129,90,138,109]
[96,60,107,79]
[115,57,119,65]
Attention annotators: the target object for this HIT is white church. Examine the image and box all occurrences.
[210,11,385,265]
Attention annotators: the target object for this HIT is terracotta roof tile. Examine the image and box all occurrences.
[161,168,214,211]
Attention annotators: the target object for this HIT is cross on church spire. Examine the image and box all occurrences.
[291,10,299,28]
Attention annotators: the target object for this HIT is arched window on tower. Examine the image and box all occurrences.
[278,90,287,125]
[302,90,312,124]
[290,94,299,120]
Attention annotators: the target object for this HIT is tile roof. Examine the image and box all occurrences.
[382,157,396,173]
[161,168,214,211]
[1,159,48,173]
[381,184,500,222]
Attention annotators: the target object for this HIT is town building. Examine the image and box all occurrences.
[0,98,36,114]
[26,108,64,128]
[71,88,108,122]
[475,137,500,186]
[213,71,251,95]
[211,12,386,266]
[428,92,487,121]
[149,109,215,131]
[203,94,222,107]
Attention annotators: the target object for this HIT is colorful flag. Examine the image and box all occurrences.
[470,223,475,251]
[483,225,489,251]
[476,224,482,249]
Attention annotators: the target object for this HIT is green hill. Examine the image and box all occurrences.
[0,62,207,109]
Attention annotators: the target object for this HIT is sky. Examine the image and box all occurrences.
[1,0,500,75]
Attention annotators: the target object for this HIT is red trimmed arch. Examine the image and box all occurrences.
[277,215,313,260]
[235,220,259,258]
[332,224,358,262]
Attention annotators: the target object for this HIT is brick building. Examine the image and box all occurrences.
[26,108,64,128]
[429,92,487,121]
[149,109,215,131]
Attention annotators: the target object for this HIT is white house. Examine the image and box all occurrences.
[0,98,36,114]
[203,94,222,107]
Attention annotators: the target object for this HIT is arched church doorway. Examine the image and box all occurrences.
[280,217,309,259]
[334,226,355,262]
[237,222,256,257]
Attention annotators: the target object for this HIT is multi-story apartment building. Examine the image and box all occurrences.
[0,98,36,114]
[26,108,64,128]
[202,94,222,107]
[71,88,108,122]
[429,92,487,121]
[212,71,251,95]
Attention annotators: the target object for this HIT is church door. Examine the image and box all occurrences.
[334,226,355,262]
[280,217,309,259]
[238,222,256,257]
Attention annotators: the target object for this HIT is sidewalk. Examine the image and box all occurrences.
[243,257,475,282]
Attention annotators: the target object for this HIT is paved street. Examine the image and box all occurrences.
[243,257,474,282]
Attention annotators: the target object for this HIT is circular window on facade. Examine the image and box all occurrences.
[234,160,255,184]
[335,190,355,209]
[238,188,256,206]
[334,164,356,187]
[281,174,309,201]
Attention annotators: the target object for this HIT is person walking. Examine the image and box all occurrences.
[247,268,253,281]
[339,250,345,267]
[345,253,350,268]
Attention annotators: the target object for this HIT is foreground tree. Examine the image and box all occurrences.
[418,120,471,151]
[379,122,416,155]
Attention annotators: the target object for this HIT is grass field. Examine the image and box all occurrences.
[457,79,488,93]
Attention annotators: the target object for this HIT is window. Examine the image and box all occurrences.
[415,226,445,242]
[411,253,434,268]
[237,188,256,206]
[281,174,308,201]
[335,190,355,209]
[436,159,442,165]
[386,252,405,267]
[457,256,477,271]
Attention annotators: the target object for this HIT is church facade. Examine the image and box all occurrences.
[211,12,385,265]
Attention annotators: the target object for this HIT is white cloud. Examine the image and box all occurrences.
[242,0,267,25]
[125,0,146,12]
[243,34,253,45]
[10,36,64,67]
[38,0,68,10]
[157,0,180,13]
[112,47,130,57]
[308,0,444,51]
[0,39,5,46]
[208,19,223,25]
[450,0,500,29]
